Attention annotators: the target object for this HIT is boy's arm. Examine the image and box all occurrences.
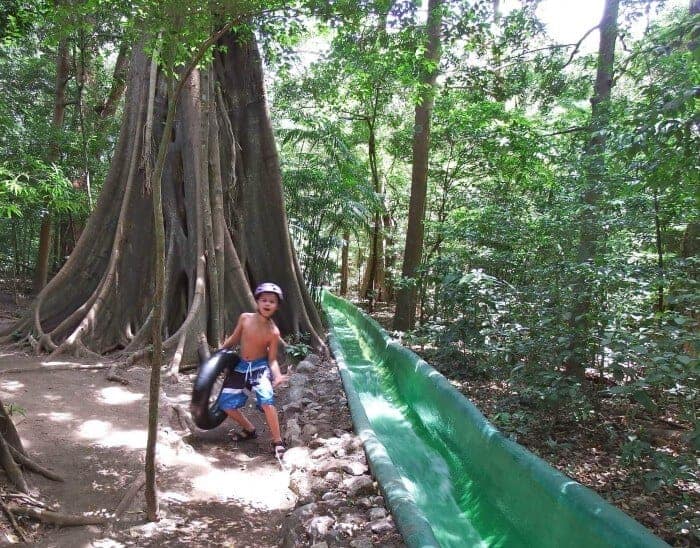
[220,315,244,349]
[267,331,288,388]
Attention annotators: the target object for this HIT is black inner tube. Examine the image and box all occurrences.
[190,349,239,430]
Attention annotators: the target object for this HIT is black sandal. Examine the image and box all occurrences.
[271,440,286,459]
[229,428,257,442]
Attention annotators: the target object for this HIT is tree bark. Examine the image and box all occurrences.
[0,397,25,455]
[340,231,350,296]
[144,44,162,523]
[394,0,443,331]
[215,31,325,348]
[4,29,325,361]
[565,0,620,377]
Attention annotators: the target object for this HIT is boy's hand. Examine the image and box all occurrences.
[272,373,289,388]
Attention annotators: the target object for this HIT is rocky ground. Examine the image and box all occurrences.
[273,354,404,547]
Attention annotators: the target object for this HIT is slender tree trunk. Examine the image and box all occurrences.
[143,43,164,522]
[360,107,386,308]
[33,39,70,294]
[566,0,620,377]
[96,42,130,119]
[394,0,443,331]
[653,188,664,313]
[340,231,350,296]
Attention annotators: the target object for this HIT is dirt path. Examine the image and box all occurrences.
[0,350,295,546]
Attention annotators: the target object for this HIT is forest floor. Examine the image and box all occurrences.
[0,292,404,547]
[368,304,699,547]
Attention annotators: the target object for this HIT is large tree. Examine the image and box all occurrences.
[393,0,443,331]
[1,26,325,365]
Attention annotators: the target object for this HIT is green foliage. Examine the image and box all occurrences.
[3,401,26,418]
[284,331,312,362]
[285,341,311,361]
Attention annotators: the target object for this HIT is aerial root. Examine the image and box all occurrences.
[8,445,63,482]
[0,435,28,494]
[113,473,146,520]
[0,363,110,376]
[172,404,197,435]
[6,504,111,526]
[0,495,29,543]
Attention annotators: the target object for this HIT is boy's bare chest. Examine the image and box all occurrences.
[241,318,273,352]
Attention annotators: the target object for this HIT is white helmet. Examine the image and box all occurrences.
[254,282,284,301]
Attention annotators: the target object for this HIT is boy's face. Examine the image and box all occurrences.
[256,292,279,318]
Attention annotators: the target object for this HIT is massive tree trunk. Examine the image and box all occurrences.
[565,0,620,377]
[394,0,443,331]
[3,30,325,362]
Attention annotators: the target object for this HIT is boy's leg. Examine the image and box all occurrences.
[224,408,256,433]
[251,368,282,443]
[260,404,282,443]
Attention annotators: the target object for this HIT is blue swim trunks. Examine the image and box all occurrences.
[218,357,274,411]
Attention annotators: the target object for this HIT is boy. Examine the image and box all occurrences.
[219,282,289,458]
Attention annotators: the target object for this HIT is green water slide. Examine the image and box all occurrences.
[321,290,669,548]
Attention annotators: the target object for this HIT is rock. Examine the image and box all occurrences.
[282,402,303,414]
[314,458,343,475]
[305,353,321,366]
[289,471,314,504]
[336,513,363,537]
[370,495,385,506]
[293,503,319,519]
[369,517,394,534]
[310,543,328,548]
[309,438,326,450]
[280,503,318,548]
[340,435,357,452]
[311,476,330,495]
[343,476,375,497]
[279,520,303,548]
[368,507,387,520]
[349,538,374,548]
[324,471,342,485]
[341,461,367,476]
[286,417,302,447]
[340,512,365,526]
[355,497,373,509]
[283,446,312,471]
[332,446,347,458]
[324,498,345,509]
[306,515,335,539]
[311,445,330,458]
[296,359,316,373]
[302,423,319,439]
